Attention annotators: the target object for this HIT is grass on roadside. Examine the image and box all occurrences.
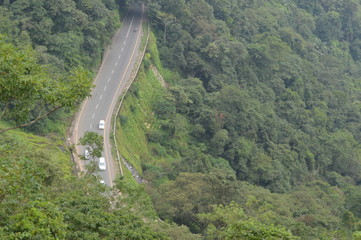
[115,63,164,174]
[0,121,72,177]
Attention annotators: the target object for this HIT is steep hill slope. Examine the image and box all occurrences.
[117,0,361,239]
[0,0,197,238]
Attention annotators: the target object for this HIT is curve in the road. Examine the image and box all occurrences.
[104,8,144,186]
[73,5,144,187]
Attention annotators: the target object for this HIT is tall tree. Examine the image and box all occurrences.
[0,35,92,133]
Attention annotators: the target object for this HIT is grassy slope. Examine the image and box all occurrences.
[0,31,196,238]
[115,33,166,175]
[0,121,71,176]
[115,31,193,187]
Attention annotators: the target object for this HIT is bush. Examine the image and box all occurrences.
[119,115,128,125]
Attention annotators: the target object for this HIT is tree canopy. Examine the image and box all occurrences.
[118,0,361,238]
[0,0,194,239]
[0,35,92,133]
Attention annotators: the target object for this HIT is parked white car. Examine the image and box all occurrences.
[84,148,90,160]
[98,157,106,171]
[99,120,105,130]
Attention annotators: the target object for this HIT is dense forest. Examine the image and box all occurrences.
[0,0,121,134]
[118,0,361,239]
[0,0,197,239]
[4,0,361,239]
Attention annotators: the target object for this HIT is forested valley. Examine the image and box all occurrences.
[3,0,361,239]
[119,0,361,239]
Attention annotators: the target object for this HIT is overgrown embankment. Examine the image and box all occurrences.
[115,33,168,176]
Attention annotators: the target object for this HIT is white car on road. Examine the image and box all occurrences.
[98,157,106,171]
[99,120,105,130]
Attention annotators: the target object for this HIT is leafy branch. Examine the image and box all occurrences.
[0,35,93,133]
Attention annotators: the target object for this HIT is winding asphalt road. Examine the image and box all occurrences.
[73,5,144,187]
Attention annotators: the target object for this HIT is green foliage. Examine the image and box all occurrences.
[56,180,167,240]
[113,0,361,238]
[148,0,361,181]
[224,221,295,240]
[152,172,215,232]
[316,11,342,42]
[1,0,120,68]
[120,115,129,125]
[115,33,168,175]
[0,125,69,206]
[79,131,104,159]
[200,202,296,240]
[6,0,361,238]
[0,1,197,238]
[0,124,186,239]
[0,35,49,122]
[5,201,67,240]
[0,35,93,133]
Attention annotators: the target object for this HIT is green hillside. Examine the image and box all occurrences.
[0,0,196,239]
[4,0,361,239]
[117,0,361,239]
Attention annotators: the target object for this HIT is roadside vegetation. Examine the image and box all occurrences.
[0,0,195,239]
[116,33,166,174]
[4,0,361,239]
